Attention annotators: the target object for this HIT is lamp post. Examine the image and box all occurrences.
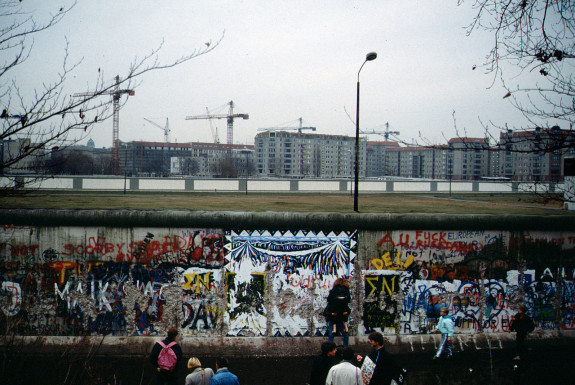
[354,51,377,212]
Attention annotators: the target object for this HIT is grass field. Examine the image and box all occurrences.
[0,192,572,215]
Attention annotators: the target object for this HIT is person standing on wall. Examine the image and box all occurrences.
[150,327,183,385]
[325,346,362,385]
[510,304,535,360]
[209,357,240,385]
[433,307,454,360]
[326,278,351,347]
[309,341,337,385]
[186,357,214,385]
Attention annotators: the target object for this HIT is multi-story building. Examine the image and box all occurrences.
[447,138,490,180]
[384,145,449,179]
[121,141,254,177]
[0,138,45,174]
[366,141,400,177]
[254,131,366,178]
[497,127,575,182]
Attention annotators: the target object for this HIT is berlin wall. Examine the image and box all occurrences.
[0,209,574,355]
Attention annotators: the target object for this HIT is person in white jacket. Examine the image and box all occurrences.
[325,347,362,385]
[433,307,455,359]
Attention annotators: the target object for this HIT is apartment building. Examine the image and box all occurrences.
[497,127,575,182]
[0,138,45,174]
[385,145,450,179]
[366,141,400,177]
[254,131,366,178]
[447,138,490,180]
[121,141,254,177]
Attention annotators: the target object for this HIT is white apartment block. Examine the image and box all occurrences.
[254,131,366,178]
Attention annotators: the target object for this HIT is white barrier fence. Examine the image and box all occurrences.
[1,175,565,195]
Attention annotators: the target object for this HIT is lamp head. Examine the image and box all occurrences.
[366,52,377,61]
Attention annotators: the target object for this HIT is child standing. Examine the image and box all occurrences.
[433,307,454,359]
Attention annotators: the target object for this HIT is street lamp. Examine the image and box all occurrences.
[354,51,377,212]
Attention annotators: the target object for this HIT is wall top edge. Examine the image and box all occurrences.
[0,209,574,231]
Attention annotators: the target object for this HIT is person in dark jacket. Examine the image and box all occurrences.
[357,332,398,385]
[309,341,337,385]
[150,327,184,385]
[327,278,351,346]
[510,304,535,360]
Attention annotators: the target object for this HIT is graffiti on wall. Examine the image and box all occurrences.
[224,230,356,336]
[0,226,224,336]
[1,224,574,337]
[363,230,575,335]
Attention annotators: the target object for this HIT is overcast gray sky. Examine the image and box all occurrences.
[12,0,536,148]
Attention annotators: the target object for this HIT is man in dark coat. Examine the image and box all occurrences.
[510,304,535,360]
[358,332,399,385]
[150,327,184,385]
[309,341,337,385]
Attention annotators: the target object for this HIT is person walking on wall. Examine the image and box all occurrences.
[309,341,337,385]
[326,278,351,347]
[433,307,454,360]
[510,304,535,360]
[357,331,399,385]
[186,357,214,385]
[209,357,240,385]
[325,346,362,385]
[150,327,183,385]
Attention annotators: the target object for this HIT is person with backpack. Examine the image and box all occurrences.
[150,327,183,385]
[510,304,535,360]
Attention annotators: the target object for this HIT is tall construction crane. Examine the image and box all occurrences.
[144,118,170,143]
[361,122,400,141]
[383,122,400,141]
[185,101,248,145]
[73,75,135,174]
[258,117,316,133]
[205,107,220,143]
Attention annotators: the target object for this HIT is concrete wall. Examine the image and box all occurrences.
[0,175,563,194]
[0,210,574,356]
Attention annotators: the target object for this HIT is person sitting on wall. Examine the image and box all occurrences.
[326,278,351,347]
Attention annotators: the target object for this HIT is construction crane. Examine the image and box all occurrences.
[360,122,400,141]
[144,118,170,143]
[205,107,220,143]
[73,75,135,174]
[257,117,316,133]
[185,101,248,145]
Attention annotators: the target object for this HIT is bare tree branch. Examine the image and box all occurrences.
[0,0,223,193]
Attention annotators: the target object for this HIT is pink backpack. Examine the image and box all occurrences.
[157,341,178,371]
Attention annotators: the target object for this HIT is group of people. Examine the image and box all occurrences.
[150,327,240,385]
[310,332,402,385]
[150,279,536,385]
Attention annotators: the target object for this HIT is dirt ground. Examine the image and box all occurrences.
[1,192,571,215]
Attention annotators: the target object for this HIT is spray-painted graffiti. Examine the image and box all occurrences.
[0,226,224,336]
[224,230,356,337]
[180,268,221,336]
[1,225,574,337]
[364,230,575,335]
